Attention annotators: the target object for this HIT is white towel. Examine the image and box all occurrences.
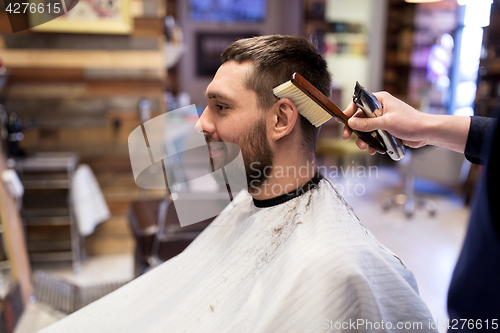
[71,164,110,237]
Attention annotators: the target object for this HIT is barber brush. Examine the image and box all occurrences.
[273,72,386,154]
[353,82,406,161]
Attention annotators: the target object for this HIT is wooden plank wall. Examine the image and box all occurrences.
[0,2,168,256]
[0,1,166,158]
[0,146,33,305]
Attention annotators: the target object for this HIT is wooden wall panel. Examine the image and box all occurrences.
[131,0,166,18]
[18,110,163,157]
[86,81,164,96]
[0,12,30,34]
[0,50,164,69]
[0,13,164,35]
[3,35,160,50]
[84,68,163,81]
[0,0,167,257]
[132,18,164,36]
[0,18,166,150]
[0,148,33,305]
[3,96,161,128]
[7,68,85,83]
[0,13,11,33]
[7,68,164,82]
[4,82,163,98]
[4,83,87,98]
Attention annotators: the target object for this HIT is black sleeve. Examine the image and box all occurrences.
[447,116,500,325]
[464,116,498,165]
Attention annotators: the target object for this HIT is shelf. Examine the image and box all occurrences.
[30,252,73,262]
[13,153,78,173]
[28,241,72,252]
[480,58,500,74]
[22,208,70,218]
[24,216,71,226]
[475,100,500,109]
[21,179,70,190]
[15,153,82,272]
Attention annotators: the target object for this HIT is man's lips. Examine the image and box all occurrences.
[208,143,225,158]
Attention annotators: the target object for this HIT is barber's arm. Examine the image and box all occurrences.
[463,116,497,165]
[341,91,496,165]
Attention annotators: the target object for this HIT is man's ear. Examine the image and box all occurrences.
[269,98,299,142]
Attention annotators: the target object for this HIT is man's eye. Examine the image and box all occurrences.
[216,104,228,111]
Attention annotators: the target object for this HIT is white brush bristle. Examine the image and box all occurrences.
[273,80,332,127]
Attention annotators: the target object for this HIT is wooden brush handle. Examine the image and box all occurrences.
[291,73,386,154]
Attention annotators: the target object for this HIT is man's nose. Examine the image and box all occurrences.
[195,107,215,135]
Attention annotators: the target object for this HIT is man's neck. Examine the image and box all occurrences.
[249,159,316,200]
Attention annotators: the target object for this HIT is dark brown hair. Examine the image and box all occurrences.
[221,35,332,154]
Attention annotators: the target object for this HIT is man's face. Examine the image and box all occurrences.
[198,61,274,189]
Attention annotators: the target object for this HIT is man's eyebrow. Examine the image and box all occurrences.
[204,91,234,102]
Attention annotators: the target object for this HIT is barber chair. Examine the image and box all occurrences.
[128,198,213,277]
[381,149,437,217]
[382,147,467,218]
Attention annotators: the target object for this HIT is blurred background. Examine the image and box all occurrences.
[0,0,498,332]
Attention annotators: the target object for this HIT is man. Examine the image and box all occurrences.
[41,35,436,333]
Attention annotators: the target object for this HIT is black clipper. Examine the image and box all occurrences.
[353,82,406,161]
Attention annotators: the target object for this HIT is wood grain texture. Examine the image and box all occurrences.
[7,68,164,82]
[4,83,87,98]
[0,149,33,305]
[0,15,163,35]
[0,50,164,69]
[142,0,165,17]
[19,112,156,147]
[3,35,160,50]
[0,0,168,260]
[132,18,164,37]
[0,12,30,34]
[131,0,166,18]
[4,97,161,129]
[4,81,163,98]
[85,234,134,256]
[0,12,13,33]
[8,68,85,83]
[84,68,164,81]
[20,130,131,157]
[7,96,161,111]
[107,200,134,216]
[86,81,164,96]
[88,157,135,174]
[18,111,162,158]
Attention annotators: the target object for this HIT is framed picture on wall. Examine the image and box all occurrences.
[29,0,132,34]
[196,32,258,77]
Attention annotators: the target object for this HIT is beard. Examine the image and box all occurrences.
[205,117,274,192]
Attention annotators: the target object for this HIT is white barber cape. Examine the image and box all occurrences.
[41,178,437,333]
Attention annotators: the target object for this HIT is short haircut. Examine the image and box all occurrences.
[221,35,332,155]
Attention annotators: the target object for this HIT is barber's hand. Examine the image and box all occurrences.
[342,92,428,155]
